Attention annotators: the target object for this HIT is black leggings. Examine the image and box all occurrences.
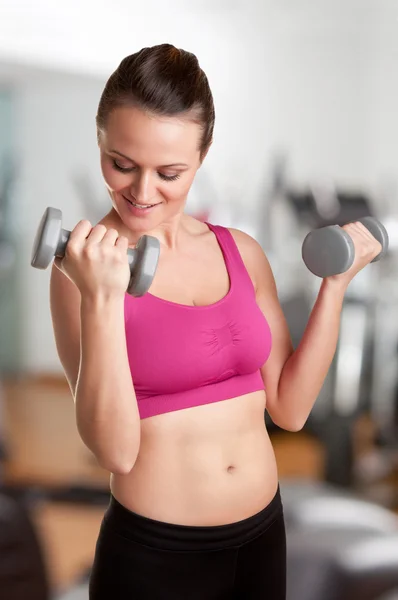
[89,486,286,599]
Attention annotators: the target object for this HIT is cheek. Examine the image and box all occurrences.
[174,172,196,196]
[160,177,193,202]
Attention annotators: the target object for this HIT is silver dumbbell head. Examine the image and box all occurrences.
[31,207,63,269]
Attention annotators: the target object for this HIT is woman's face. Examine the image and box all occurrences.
[99,106,203,233]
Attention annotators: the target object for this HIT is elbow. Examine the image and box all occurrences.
[110,461,136,475]
[77,417,140,475]
[268,407,307,433]
[281,419,306,433]
[271,417,306,433]
[97,452,138,475]
[267,391,309,433]
[86,436,140,474]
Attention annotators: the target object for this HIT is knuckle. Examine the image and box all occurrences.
[343,223,355,234]
[115,254,126,265]
[362,242,373,254]
[107,228,119,237]
[93,224,107,234]
[82,244,96,259]
[355,221,366,231]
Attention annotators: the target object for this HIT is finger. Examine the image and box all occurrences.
[345,222,374,244]
[342,224,370,248]
[115,235,129,251]
[68,220,93,243]
[351,221,375,241]
[86,224,108,245]
[102,228,120,246]
[344,222,381,257]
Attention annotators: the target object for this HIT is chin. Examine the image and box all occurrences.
[113,193,184,232]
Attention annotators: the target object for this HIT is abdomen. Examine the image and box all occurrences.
[110,390,279,526]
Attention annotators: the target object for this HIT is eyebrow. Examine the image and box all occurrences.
[110,150,188,168]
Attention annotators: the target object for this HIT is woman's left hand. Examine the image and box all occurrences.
[326,221,383,288]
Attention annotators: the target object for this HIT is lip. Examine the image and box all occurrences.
[123,195,160,216]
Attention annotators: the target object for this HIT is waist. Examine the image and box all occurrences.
[111,414,278,525]
[102,484,283,552]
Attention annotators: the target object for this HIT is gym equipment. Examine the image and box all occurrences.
[281,480,398,534]
[287,189,373,230]
[302,216,389,278]
[287,527,398,600]
[282,480,398,600]
[31,207,160,297]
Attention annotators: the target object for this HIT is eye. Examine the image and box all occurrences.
[112,159,181,182]
[112,160,135,173]
[158,173,181,182]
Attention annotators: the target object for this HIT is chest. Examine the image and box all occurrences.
[147,243,232,307]
[124,291,272,396]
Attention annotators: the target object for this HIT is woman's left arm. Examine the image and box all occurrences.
[230,222,382,432]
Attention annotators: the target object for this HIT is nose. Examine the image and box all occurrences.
[130,171,157,205]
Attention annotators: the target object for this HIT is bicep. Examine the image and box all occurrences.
[49,264,81,396]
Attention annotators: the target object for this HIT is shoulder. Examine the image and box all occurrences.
[227,227,276,293]
[227,227,264,259]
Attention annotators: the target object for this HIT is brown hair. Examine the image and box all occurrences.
[96,44,215,159]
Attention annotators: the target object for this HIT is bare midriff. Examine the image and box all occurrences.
[111,390,279,526]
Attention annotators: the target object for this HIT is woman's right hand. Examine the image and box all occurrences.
[54,220,131,299]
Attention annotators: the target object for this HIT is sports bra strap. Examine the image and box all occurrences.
[205,223,256,294]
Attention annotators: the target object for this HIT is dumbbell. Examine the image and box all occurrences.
[302,216,389,278]
[31,207,160,297]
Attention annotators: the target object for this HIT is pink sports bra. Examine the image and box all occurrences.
[124,223,272,419]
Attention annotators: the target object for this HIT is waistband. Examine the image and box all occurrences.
[103,485,283,552]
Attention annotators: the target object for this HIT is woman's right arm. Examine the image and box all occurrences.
[49,226,141,474]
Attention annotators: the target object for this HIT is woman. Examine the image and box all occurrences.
[49,44,381,599]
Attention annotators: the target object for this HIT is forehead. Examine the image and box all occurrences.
[102,106,201,164]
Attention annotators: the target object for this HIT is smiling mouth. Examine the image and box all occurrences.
[124,196,160,209]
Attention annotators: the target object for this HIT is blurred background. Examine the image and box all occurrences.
[1,0,398,598]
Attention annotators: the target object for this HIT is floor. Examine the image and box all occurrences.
[0,375,393,597]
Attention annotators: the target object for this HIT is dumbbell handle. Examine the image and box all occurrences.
[56,228,137,269]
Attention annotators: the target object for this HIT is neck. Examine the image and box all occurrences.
[104,208,188,251]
